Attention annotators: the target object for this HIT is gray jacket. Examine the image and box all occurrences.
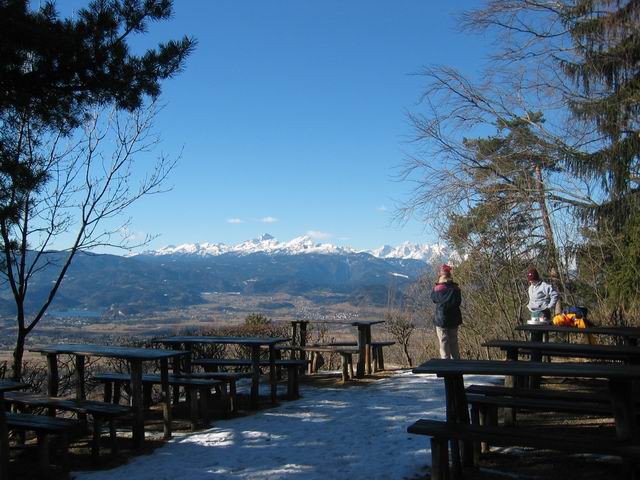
[527,281,559,312]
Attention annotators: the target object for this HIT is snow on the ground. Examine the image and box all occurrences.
[72,371,497,480]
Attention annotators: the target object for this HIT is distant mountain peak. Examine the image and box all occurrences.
[139,235,450,262]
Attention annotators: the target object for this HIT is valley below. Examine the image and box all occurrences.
[0,291,389,356]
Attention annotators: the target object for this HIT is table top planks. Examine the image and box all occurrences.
[0,380,27,393]
[413,358,640,379]
[483,340,640,359]
[153,336,290,347]
[516,324,640,338]
[30,343,187,360]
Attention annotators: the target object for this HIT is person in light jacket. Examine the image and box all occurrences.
[526,267,559,324]
[431,264,462,359]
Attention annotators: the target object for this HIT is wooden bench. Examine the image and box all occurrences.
[408,418,640,480]
[192,359,307,400]
[371,341,395,371]
[5,391,130,462]
[465,384,619,426]
[7,412,84,475]
[325,341,395,372]
[172,371,252,414]
[466,393,616,436]
[93,373,223,430]
[296,346,359,381]
[465,384,612,403]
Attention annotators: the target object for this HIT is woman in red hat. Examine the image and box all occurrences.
[431,264,462,359]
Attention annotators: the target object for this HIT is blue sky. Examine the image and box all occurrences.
[59,1,491,251]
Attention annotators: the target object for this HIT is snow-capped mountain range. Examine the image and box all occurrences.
[139,233,448,263]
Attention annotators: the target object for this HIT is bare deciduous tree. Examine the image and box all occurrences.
[2,103,177,380]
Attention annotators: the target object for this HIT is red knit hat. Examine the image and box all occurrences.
[527,267,540,281]
[440,264,452,274]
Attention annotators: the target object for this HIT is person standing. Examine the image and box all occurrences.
[526,267,559,324]
[431,264,462,359]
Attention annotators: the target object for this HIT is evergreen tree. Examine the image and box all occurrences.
[0,0,195,380]
[561,0,640,207]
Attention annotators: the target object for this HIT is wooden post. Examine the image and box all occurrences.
[365,326,373,375]
[444,376,461,478]
[130,359,145,449]
[109,419,118,456]
[356,326,367,378]
[36,433,50,476]
[340,353,349,382]
[104,381,113,403]
[189,385,198,431]
[47,353,59,417]
[0,393,8,480]
[250,346,261,409]
[348,354,354,379]
[91,416,103,464]
[609,379,637,441]
[160,358,172,440]
[504,347,518,426]
[269,345,278,405]
[372,346,379,372]
[143,384,152,409]
[378,346,386,371]
[291,322,299,348]
[171,344,184,405]
[47,354,59,397]
[113,381,122,405]
[299,322,308,364]
[453,375,473,468]
[430,437,449,480]
[182,343,193,409]
[76,355,86,401]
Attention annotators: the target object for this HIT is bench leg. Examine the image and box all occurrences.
[503,404,516,427]
[379,347,386,371]
[478,406,490,454]
[309,352,316,374]
[103,381,113,403]
[36,433,50,476]
[109,419,118,457]
[275,349,283,381]
[430,436,450,480]
[372,347,379,373]
[143,384,153,410]
[217,382,230,418]
[189,387,199,431]
[286,366,299,400]
[199,386,212,426]
[92,416,103,465]
[113,381,122,405]
[57,433,70,471]
[229,381,237,414]
[470,405,481,466]
[341,354,349,382]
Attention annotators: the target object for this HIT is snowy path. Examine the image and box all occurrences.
[72,371,495,480]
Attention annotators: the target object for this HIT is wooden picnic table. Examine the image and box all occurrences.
[351,320,385,377]
[0,380,27,480]
[484,339,640,389]
[516,324,640,346]
[413,358,640,475]
[30,344,187,449]
[301,319,385,377]
[154,336,290,409]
